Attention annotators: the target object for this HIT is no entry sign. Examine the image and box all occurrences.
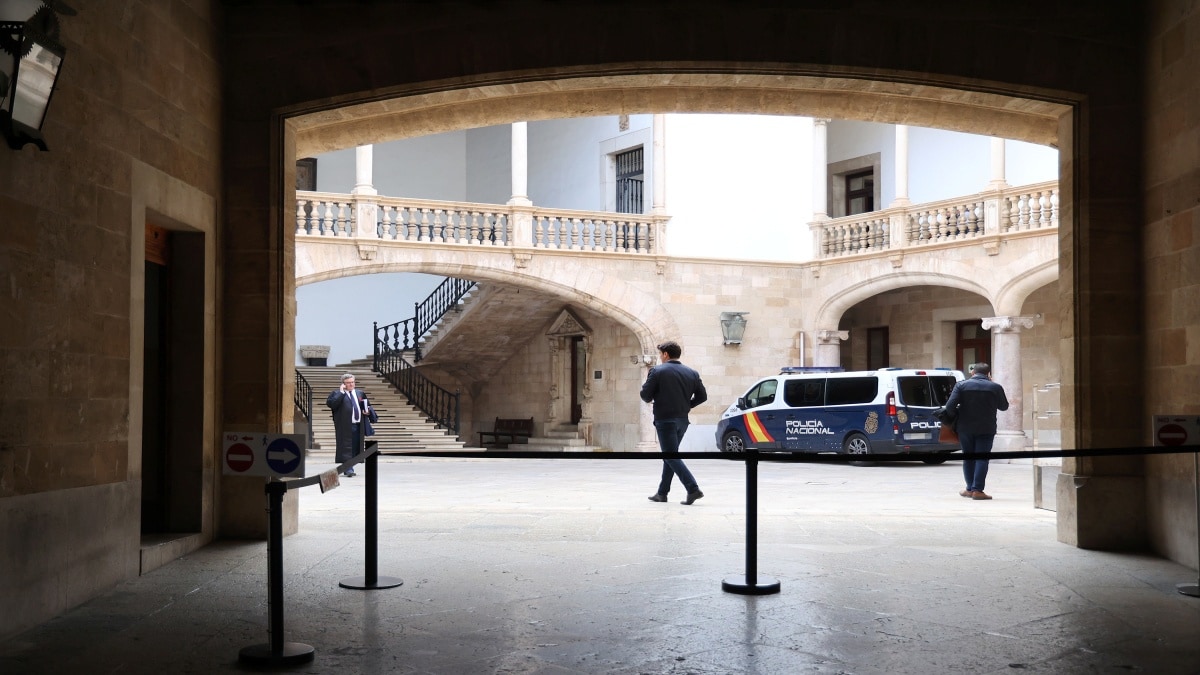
[225,440,256,473]
[1153,416,1200,447]
[222,432,307,478]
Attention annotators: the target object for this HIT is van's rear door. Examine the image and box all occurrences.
[896,374,957,445]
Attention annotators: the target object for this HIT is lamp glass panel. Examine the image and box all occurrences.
[12,41,62,129]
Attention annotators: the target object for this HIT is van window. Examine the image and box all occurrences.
[744,379,778,408]
[783,379,826,407]
[825,377,878,405]
[897,375,959,406]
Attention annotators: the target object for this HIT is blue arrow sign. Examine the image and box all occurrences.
[265,436,303,477]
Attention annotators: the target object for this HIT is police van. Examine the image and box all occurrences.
[715,367,965,463]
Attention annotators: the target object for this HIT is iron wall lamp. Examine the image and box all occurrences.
[720,311,749,345]
[1,19,66,151]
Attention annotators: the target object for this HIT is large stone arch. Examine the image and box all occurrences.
[812,269,994,331]
[296,259,678,358]
[291,70,1067,158]
[993,259,1060,316]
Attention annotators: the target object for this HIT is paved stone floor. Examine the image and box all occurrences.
[2,456,1199,674]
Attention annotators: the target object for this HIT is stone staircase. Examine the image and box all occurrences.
[296,365,476,455]
[524,424,604,452]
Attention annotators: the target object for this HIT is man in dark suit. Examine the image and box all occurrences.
[944,362,1009,500]
[640,340,708,505]
[326,372,368,477]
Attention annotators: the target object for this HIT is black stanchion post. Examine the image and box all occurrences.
[239,480,315,665]
[1179,451,1200,598]
[723,451,780,595]
[341,441,403,590]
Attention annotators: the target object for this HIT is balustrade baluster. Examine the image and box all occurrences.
[416,209,429,242]
[602,220,614,252]
[295,200,306,236]
[1049,191,1059,227]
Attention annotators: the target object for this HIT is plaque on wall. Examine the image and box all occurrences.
[296,158,317,191]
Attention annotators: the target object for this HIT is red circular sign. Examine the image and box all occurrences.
[1157,423,1188,446]
[226,443,255,471]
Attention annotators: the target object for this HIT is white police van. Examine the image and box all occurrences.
[715,367,965,463]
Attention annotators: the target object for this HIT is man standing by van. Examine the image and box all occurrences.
[945,362,1009,500]
[641,341,707,505]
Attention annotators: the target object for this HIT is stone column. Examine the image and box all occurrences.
[352,145,379,247]
[891,124,911,207]
[545,337,560,431]
[508,122,532,207]
[987,137,1009,190]
[508,122,533,245]
[981,315,1036,453]
[650,114,669,256]
[814,329,848,368]
[637,360,659,451]
[353,144,376,196]
[812,118,830,220]
[652,114,666,215]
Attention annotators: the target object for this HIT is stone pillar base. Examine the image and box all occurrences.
[1056,472,1146,550]
[992,431,1030,462]
[636,441,659,452]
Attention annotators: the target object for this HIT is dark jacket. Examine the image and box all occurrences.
[326,389,369,456]
[640,360,707,420]
[944,374,1009,435]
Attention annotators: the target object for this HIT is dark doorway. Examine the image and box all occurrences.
[955,319,991,372]
[867,326,889,370]
[570,336,584,424]
[141,224,205,536]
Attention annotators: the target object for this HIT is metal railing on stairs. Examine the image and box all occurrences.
[294,369,315,450]
[374,276,476,364]
[374,349,461,435]
[371,276,473,435]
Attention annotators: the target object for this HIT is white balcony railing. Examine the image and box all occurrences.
[295,192,667,255]
[813,181,1058,258]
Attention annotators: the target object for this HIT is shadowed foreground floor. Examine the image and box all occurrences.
[2,456,1198,674]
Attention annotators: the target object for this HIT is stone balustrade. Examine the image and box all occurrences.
[296,191,667,255]
[813,180,1058,258]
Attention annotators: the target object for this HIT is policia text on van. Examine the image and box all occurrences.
[715,368,965,464]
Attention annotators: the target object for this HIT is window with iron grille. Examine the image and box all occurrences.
[615,147,644,214]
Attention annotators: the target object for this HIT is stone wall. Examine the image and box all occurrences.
[0,1,222,639]
[1144,0,1200,567]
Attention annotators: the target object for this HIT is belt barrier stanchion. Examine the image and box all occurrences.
[341,440,403,590]
[239,480,315,666]
[722,449,780,595]
[1179,450,1200,598]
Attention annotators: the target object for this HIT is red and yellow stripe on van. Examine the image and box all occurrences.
[743,412,775,444]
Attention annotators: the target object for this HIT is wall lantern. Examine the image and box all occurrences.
[720,311,749,345]
[1,18,66,151]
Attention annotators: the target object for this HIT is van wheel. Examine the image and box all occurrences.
[843,433,872,466]
[722,430,747,453]
[922,455,949,465]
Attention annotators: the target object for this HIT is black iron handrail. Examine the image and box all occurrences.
[373,277,476,364]
[374,348,461,435]
[414,276,476,354]
[294,369,314,450]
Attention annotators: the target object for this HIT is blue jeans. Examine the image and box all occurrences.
[654,418,698,495]
[960,431,995,492]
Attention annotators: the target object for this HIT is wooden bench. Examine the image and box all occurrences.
[478,417,534,448]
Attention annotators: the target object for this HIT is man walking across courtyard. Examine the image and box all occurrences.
[945,362,1009,500]
[641,341,707,505]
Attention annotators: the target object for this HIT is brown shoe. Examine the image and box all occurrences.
[971,491,993,500]
[959,489,973,498]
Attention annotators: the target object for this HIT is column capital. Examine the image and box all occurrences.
[815,329,849,344]
[982,315,1036,333]
[812,117,832,126]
